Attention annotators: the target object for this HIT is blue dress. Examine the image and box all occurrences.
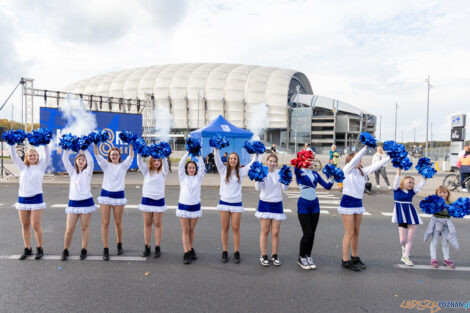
[392,188,423,225]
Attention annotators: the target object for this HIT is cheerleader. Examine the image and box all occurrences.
[94,144,134,261]
[10,143,50,260]
[294,155,334,270]
[255,153,287,267]
[137,153,169,258]
[177,151,206,264]
[213,148,257,264]
[424,186,458,269]
[339,146,390,271]
[392,168,426,266]
[61,149,96,260]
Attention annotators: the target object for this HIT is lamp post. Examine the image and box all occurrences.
[379,115,382,142]
[425,75,433,157]
[394,101,398,141]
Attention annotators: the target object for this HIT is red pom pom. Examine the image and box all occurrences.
[291,150,314,169]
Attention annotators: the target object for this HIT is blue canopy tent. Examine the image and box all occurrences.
[190,115,253,165]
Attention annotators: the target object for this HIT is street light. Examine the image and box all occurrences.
[394,101,398,141]
[425,75,433,157]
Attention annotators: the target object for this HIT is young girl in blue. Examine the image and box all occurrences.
[294,159,334,270]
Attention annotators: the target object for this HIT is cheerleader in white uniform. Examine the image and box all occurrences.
[177,151,206,264]
[61,149,96,261]
[255,153,287,267]
[10,144,50,260]
[392,168,426,266]
[213,148,257,264]
[94,144,134,260]
[339,146,390,271]
[137,154,169,258]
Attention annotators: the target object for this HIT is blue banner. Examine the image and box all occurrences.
[40,107,142,172]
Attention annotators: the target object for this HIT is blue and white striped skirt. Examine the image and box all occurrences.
[255,200,286,220]
[176,203,202,219]
[139,197,167,213]
[392,201,423,225]
[217,200,244,213]
[66,197,97,214]
[15,193,46,210]
[98,189,127,206]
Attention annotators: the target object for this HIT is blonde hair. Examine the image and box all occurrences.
[148,156,162,174]
[435,185,451,203]
[74,153,88,174]
[399,176,414,190]
[24,149,39,166]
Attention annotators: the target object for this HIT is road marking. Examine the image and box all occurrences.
[1,255,147,261]
[318,200,340,204]
[363,212,371,216]
[51,204,67,208]
[396,264,470,271]
[320,210,330,214]
[419,214,432,218]
[381,212,393,216]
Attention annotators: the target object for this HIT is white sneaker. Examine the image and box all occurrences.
[307,256,317,270]
[401,247,405,257]
[376,185,381,189]
[401,256,414,266]
[463,188,468,192]
[259,255,270,267]
[297,257,310,270]
[271,254,281,266]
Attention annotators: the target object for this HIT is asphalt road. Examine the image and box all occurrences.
[0,184,469,313]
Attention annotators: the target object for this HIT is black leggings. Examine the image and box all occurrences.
[297,213,320,257]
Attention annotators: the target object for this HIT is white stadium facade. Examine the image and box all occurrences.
[61,63,376,152]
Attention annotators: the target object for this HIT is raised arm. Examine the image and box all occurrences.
[162,158,169,176]
[178,152,189,180]
[315,172,334,190]
[213,149,226,174]
[343,146,368,173]
[137,153,148,176]
[121,145,134,170]
[94,144,108,170]
[61,149,75,176]
[9,144,25,172]
[255,180,265,191]
[240,153,258,177]
[363,154,390,176]
[83,149,94,176]
[413,178,426,193]
[393,169,401,190]
[196,155,206,179]
[39,144,51,172]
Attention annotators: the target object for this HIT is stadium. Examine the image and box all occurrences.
[40,63,376,152]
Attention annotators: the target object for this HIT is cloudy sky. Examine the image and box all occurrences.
[0,0,469,141]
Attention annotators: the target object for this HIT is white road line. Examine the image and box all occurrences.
[419,214,432,218]
[318,200,340,204]
[51,204,67,208]
[321,206,338,209]
[2,255,147,261]
[381,212,393,216]
[363,212,371,216]
[320,210,330,214]
[396,264,470,271]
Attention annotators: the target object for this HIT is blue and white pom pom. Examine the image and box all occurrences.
[27,128,52,146]
[59,134,77,151]
[322,164,345,183]
[248,161,268,182]
[448,197,470,218]
[243,140,266,154]
[156,142,172,158]
[77,136,91,151]
[88,130,109,144]
[415,157,437,179]
[119,131,138,144]
[383,140,412,170]
[132,138,147,156]
[360,132,377,149]
[186,137,201,157]
[2,129,27,145]
[278,165,293,186]
[209,134,230,149]
[419,195,447,215]
[391,156,413,171]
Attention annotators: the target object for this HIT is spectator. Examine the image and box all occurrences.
[329,145,340,167]
[457,146,470,192]
[372,146,391,189]
[222,152,228,165]
[303,143,313,153]
[271,143,277,153]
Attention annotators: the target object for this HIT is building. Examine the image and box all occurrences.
[61,63,375,151]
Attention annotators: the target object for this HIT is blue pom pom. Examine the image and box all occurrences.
[248,161,268,182]
[186,137,201,157]
[360,132,377,148]
[2,129,27,145]
[59,133,76,150]
[243,140,266,154]
[132,138,147,156]
[88,130,109,144]
[322,164,345,182]
[448,197,470,218]
[383,140,412,170]
[156,142,172,158]
[209,135,230,149]
[119,131,138,144]
[415,157,436,179]
[334,168,345,182]
[278,165,293,185]
[27,128,52,146]
[419,195,448,215]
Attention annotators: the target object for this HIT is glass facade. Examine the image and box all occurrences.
[289,107,312,144]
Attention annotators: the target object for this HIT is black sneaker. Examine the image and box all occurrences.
[154,246,161,258]
[342,259,361,271]
[221,251,228,263]
[351,256,367,269]
[183,252,191,264]
[61,249,69,261]
[259,255,270,267]
[190,248,197,260]
[117,242,123,255]
[34,247,44,260]
[19,247,32,260]
[80,249,87,260]
[233,251,240,264]
[103,248,110,261]
[142,245,151,258]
